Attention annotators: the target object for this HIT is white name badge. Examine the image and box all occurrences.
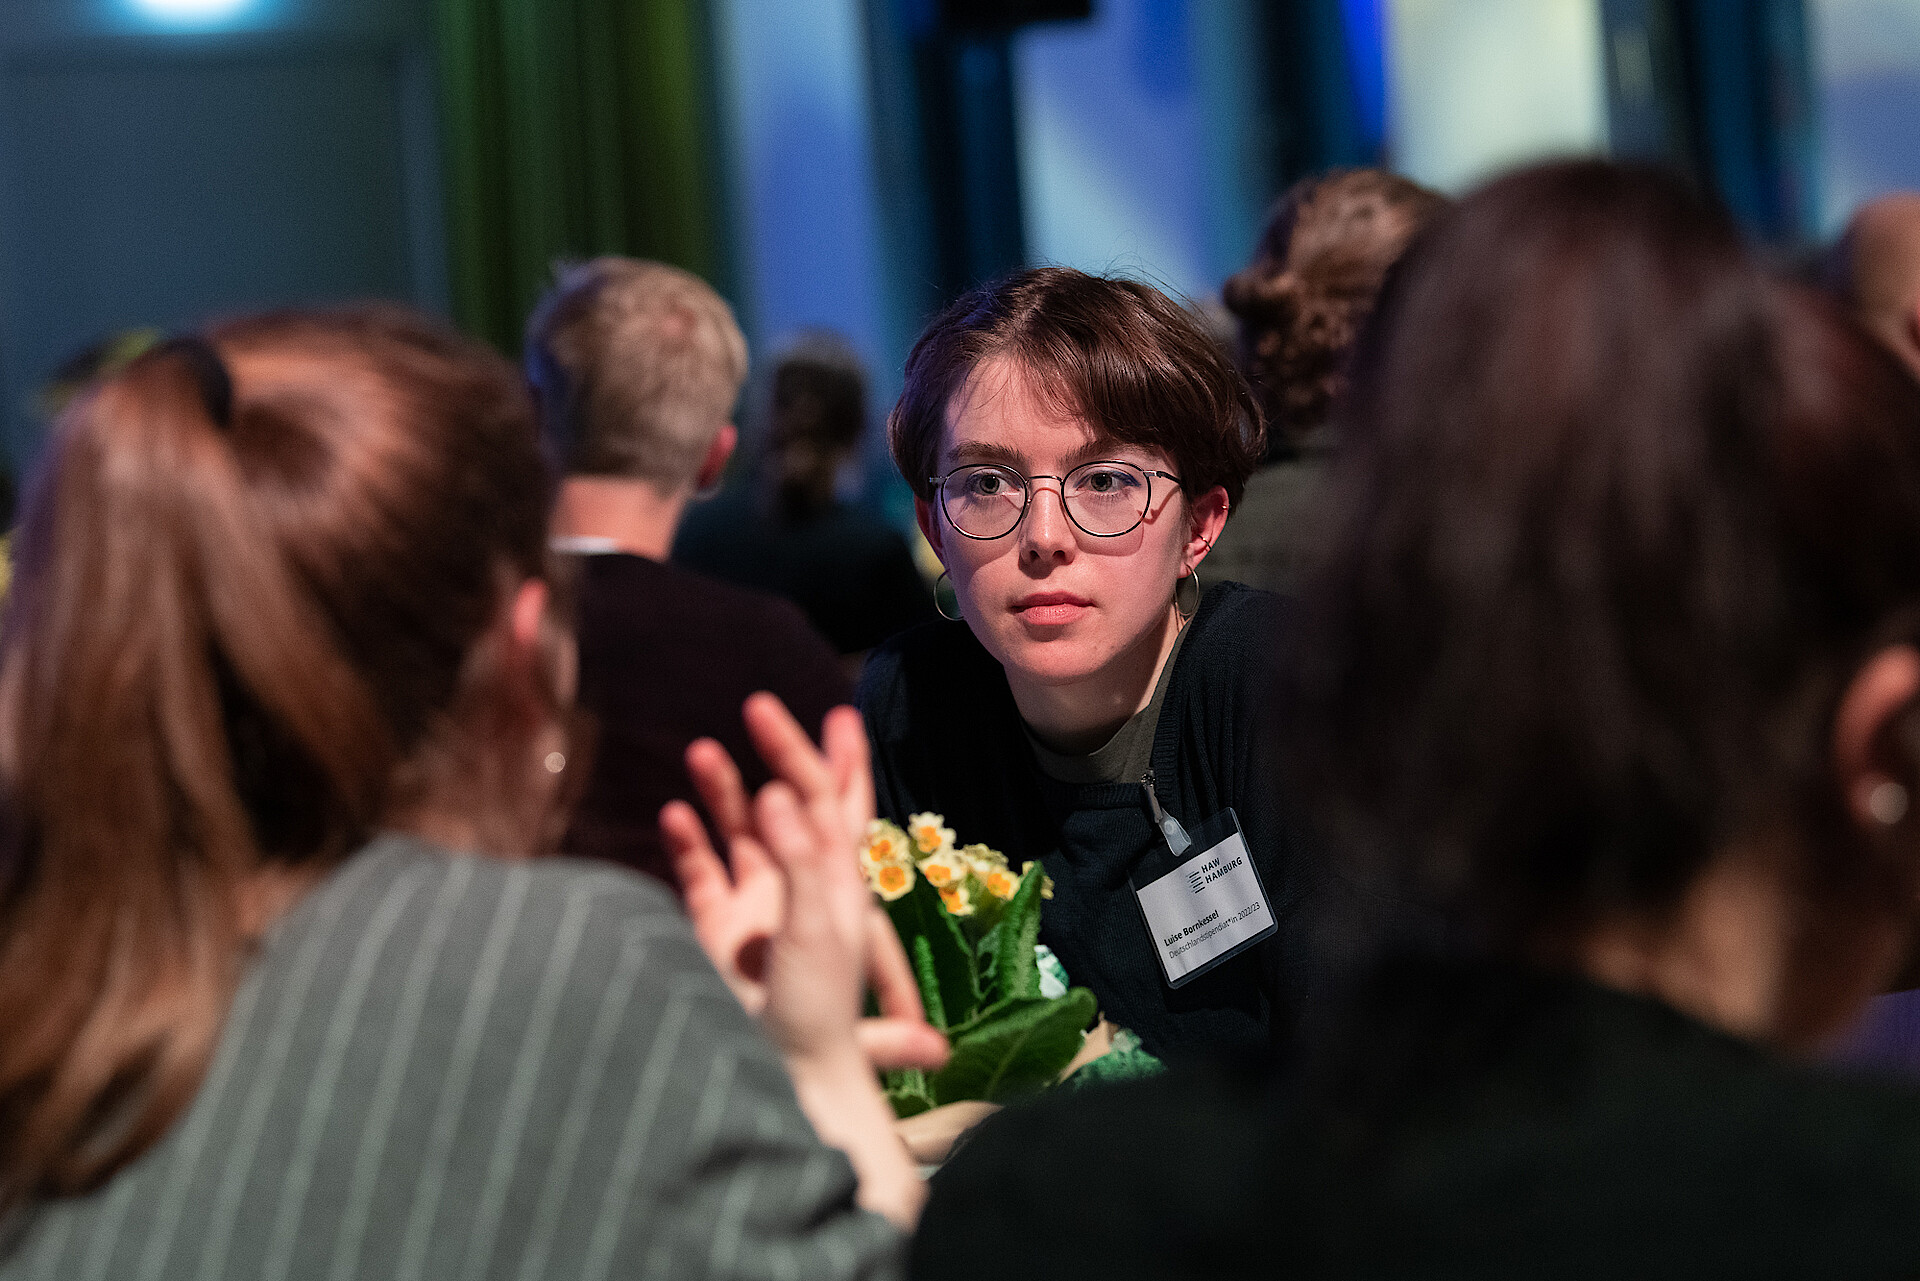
[1129,807,1277,988]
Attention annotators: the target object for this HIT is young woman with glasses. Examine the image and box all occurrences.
[858,267,1321,1061]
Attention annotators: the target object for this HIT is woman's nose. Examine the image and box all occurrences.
[1020,481,1075,559]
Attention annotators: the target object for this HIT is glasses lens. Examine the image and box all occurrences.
[1063,462,1151,535]
[944,465,1027,538]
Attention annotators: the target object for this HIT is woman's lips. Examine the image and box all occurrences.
[1011,592,1092,626]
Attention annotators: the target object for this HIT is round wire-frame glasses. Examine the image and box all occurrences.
[929,459,1184,540]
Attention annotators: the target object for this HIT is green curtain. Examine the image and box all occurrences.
[434,0,730,355]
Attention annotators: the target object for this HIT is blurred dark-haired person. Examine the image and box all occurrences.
[1207,167,1446,595]
[861,266,1318,1062]
[0,306,938,1278]
[1820,195,1920,1070]
[1829,191,1920,380]
[527,258,851,884]
[675,332,936,669]
[913,162,1920,1279]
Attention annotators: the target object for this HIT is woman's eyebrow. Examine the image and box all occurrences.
[944,437,1145,472]
[1064,437,1135,468]
[947,441,1026,468]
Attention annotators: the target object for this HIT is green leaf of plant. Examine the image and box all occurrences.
[936,992,1018,1043]
[929,986,1097,1106]
[885,876,980,1028]
[909,935,945,1028]
[974,920,1002,994]
[961,893,1006,945]
[990,857,1047,1001]
[885,1067,935,1118]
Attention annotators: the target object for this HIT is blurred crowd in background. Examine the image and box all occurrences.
[7,2,1920,1279]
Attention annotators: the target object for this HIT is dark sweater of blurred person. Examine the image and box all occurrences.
[527,260,850,885]
[676,334,935,657]
[921,959,1920,1281]
[563,551,847,881]
[1206,169,1446,596]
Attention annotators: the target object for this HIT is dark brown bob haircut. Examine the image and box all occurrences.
[889,266,1265,511]
[1291,161,1920,973]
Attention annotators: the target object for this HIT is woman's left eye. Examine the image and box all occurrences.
[1082,469,1137,493]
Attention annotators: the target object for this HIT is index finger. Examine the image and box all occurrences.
[661,799,730,906]
[685,736,753,841]
[741,692,837,801]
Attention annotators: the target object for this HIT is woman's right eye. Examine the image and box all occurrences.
[964,472,1008,497]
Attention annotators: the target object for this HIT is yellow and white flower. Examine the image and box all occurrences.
[906,812,956,857]
[961,844,1018,898]
[869,860,915,902]
[961,842,1006,873]
[919,849,970,890]
[980,864,1021,901]
[1021,860,1055,900]
[862,819,913,869]
[938,882,975,916]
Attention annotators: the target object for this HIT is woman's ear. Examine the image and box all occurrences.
[914,495,946,564]
[506,575,577,711]
[1186,485,1230,569]
[509,577,549,656]
[1834,644,1920,833]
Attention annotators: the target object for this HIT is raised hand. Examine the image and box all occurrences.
[663,694,947,1073]
[666,694,946,1227]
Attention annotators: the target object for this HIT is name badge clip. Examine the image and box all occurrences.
[1130,772,1277,989]
[1142,769,1192,857]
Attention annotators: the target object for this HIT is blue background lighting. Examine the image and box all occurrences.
[124,0,257,29]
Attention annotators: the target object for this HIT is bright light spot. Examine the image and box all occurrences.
[1386,0,1609,193]
[125,0,256,27]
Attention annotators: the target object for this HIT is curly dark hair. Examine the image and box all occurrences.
[1223,169,1447,455]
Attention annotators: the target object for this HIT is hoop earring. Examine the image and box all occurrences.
[1174,566,1201,621]
[935,570,964,622]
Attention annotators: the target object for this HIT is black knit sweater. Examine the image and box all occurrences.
[857,582,1319,1061]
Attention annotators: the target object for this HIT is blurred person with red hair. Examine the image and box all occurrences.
[0,306,938,1278]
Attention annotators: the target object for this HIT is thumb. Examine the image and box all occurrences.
[857,1018,951,1073]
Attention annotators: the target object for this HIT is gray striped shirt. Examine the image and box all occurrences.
[1,835,903,1280]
